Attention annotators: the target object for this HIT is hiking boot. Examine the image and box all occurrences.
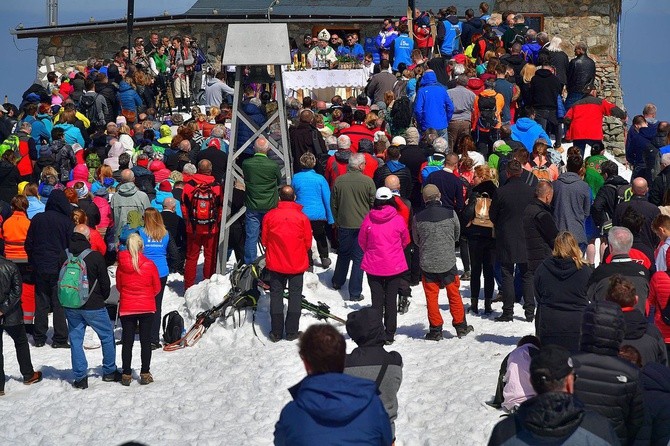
[461,271,471,281]
[34,341,45,348]
[455,321,474,338]
[121,374,132,386]
[23,371,43,385]
[285,331,303,342]
[52,341,70,349]
[150,342,162,351]
[268,332,282,343]
[331,280,341,290]
[424,325,443,341]
[102,371,123,382]
[470,299,479,315]
[73,377,88,389]
[0,390,4,396]
[397,295,411,314]
[320,257,332,268]
[494,314,513,322]
[139,373,154,385]
[349,295,364,302]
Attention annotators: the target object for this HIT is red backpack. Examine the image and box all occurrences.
[188,181,219,232]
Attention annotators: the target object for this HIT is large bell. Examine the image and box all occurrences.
[247,65,275,84]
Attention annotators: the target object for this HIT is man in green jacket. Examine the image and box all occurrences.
[331,153,375,301]
[242,137,282,264]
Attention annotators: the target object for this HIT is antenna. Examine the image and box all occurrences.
[47,0,59,26]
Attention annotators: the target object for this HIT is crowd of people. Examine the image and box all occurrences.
[0,1,669,445]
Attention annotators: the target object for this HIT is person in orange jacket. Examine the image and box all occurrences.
[471,79,505,155]
[261,185,313,342]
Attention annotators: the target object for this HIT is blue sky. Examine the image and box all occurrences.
[0,0,665,117]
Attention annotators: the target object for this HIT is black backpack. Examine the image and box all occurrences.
[162,310,184,344]
[78,94,97,123]
[477,94,499,130]
[511,26,529,46]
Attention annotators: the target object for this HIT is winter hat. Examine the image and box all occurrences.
[530,345,577,383]
[452,54,467,65]
[422,184,441,202]
[346,307,386,346]
[51,95,63,106]
[405,127,420,145]
[158,180,173,192]
[25,93,41,103]
[17,181,28,195]
[391,136,406,146]
[136,157,149,168]
[116,116,127,126]
[375,187,393,200]
[75,182,89,198]
[208,138,221,150]
[51,104,61,114]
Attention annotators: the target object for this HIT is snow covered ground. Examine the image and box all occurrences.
[0,143,631,445]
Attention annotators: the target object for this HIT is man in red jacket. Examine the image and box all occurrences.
[181,159,223,290]
[262,185,313,342]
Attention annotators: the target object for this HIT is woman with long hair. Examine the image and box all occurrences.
[116,233,161,386]
[389,96,412,136]
[533,231,591,352]
[530,139,559,181]
[72,208,106,255]
[23,183,45,219]
[519,63,536,108]
[139,208,178,349]
[464,165,498,315]
[358,187,411,344]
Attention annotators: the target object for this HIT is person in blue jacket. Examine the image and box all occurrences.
[53,110,85,148]
[337,33,365,59]
[292,153,335,269]
[511,107,552,152]
[150,180,183,217]
[117,77,143,114]
[414,70,454,137]
[274,324,393,446]
[22,103,51,151]
[391,24,414,72]
[437,6,462,57]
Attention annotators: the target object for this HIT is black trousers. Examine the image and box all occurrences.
[368,273,403,341]
[310,220,329,261]
[459,235,471,272]
[121,313,153,374]
[34,272,68,344]
[0,324,35,390]
[269,271,303,337]
[469,237,495,302]
[501,263,535,318]
[151,276,168,345]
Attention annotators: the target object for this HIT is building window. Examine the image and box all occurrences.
[523,14,545,32]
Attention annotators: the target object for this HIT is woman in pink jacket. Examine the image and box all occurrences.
[116,233,161,386]
[358,187,411,344]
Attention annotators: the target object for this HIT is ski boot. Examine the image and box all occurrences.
[455,320,474,338]
[424,325,443,341]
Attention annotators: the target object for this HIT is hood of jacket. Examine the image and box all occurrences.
[517,392,584,439]
[368,205,398,224]
[535,68,555,79]
[622,309,649,341]
[421,71,438,87]
[149,160,167,172]
[543,257,582,281]
[153,189,172,206]
[444,15,460,25]
[117,182,140,197]
[72,164,89,182]
[557,172,582,185]
[579,300,625,356]
[289,373,379,424]
[514,117,541,132]
[69,231,92,256]
[334,150,351,163]
[640,362,670,394]
[467,77,484,92]
[55,123,74,131]
[189,173,216,185]
[605,175,629,187]
[386,160,406,173]
[159,125,172,138]
[118,81,134,93]
[44,189,73,217]
[206,77,220,87]
[345,307,387,347]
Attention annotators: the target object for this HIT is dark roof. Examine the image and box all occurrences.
[187,0,492,19]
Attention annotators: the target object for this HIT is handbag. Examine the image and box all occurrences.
[121,109,137,124]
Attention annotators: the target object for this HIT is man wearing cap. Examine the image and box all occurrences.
[308,30,338,69]
[331,153,376,301]
[564,83,627,157]
[489,344,619,445]
[490,159,536,322]
[413,184,474,340]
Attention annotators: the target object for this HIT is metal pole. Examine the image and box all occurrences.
[408,0,415,39]
[127,0,135,55]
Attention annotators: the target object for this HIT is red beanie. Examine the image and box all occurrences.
[158,180,172,192]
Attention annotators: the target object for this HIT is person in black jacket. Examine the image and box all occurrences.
[649,153,670,206]
[373,145,412,199]
[539,36,570,87]
[522,181,559,273]
[25,189,74,348]
[0,254,42,395]
[195,138,228,183]
[463,165,497,314]
[490,160,536,322]
[530,63,562,146]
[606,274,667,366]
[73,182,101,228]
[573,300,645,445]
[425,153,465,212]
[289,109,328,175]
[489,344,619,446]
[63,225,119,389]
[398,127,427,209]
[343,307,403,440]
[534,232,591,352]
[613,177,660,250]
[131,155,157,202]
[591,160,630,233]
[566,42,596,110]
[637,362,670,445]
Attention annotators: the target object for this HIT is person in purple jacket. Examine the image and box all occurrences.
[358,187,410,344]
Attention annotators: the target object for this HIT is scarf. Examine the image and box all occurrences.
[152,53,168,73]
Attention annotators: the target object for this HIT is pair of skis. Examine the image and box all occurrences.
[163,293,345,351]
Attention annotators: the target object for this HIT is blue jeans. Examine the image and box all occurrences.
[332,227,364,298]
[244,210,267,264]
[64,308,117,381]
